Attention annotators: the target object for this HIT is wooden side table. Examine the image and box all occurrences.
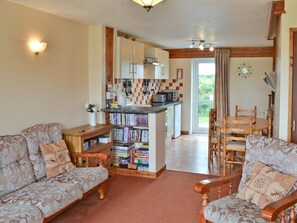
[63,124,114,172]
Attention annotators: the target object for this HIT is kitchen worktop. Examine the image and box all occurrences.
[151,101,182,107]
[102,105,167,114]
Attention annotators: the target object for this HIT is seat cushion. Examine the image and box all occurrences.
[204,194,266,223]
[1,181,83,218]
[0,204,44,223]
[0,135,35,197]
[21,123,62,181]
[40,167,108,193]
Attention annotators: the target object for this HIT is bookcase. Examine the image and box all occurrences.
[106,111,166,178]
[62,124,114,172]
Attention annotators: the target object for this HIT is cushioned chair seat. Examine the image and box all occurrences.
[204,194,266,223]
[40,167,108,193]
[1,181,83,218]
[0,204,44,223]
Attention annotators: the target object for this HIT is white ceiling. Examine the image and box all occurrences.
[7,0,274,49]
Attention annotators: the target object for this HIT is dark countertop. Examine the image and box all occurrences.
[151,101,182,108]
[102,106,167,114]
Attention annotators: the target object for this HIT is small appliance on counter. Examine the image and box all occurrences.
[157,90,179,102]
[152,94,166,103]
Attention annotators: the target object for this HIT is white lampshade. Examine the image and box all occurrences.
[199,43,204,51]
[131,0,166,11]
[28,41,47,54]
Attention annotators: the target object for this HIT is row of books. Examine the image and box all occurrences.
[109,113,148,126]
[113,127,149,143]
[113,142,135,167]
[112,143,149,171]
[83,134,111,151]
[134,145,149,165]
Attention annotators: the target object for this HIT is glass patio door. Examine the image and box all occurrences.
[192,58,215,134]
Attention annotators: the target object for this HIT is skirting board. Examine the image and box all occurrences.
[116,165,166,179]
[181,131,189,135]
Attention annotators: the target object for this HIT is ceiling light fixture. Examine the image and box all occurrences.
[130,0,166,12]
[189,39,215,52]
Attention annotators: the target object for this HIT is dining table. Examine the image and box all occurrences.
[214,116,269,168]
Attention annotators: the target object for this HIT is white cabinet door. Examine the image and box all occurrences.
[133,41,144,79]
[117,37,133,79]
[155,49,169,79]
[117,37,144,79]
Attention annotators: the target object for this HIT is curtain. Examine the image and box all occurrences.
[214,49,230,118]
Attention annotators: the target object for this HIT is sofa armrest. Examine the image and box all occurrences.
[261,189,297,221]
[70,152,109,167]
[194,170,242,194]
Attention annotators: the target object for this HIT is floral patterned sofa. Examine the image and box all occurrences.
[0,123,108,223]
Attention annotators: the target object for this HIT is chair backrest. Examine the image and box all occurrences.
[239,135,297,193]
[223,115,253,144]
[208,108,217,138]
[235,105,257,122]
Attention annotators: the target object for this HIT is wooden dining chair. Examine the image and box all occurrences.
[222,115,253,175]
[235,105,257,122]
[208,108,219,166]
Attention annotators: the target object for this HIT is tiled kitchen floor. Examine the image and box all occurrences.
[166,134,241,176]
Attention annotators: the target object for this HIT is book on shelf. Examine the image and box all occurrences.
[110,113,148,126]
[137,164,149,171]
[83,141,89,151]
[98,136,110,143]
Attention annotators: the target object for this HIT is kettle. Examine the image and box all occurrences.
[118,92,127,107]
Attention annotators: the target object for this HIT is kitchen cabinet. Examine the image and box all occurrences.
[144,48,169,80]
[117,37,144,79]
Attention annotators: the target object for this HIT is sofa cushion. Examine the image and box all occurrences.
[40,140,76,179]
[40,167,108,193]
[204,194,266,223]
[1,181,83,218]
[239,135,297,193]
[0,204,44,223]
[0,135,35,197]
[21,123,62,181]
[237,161,296,209]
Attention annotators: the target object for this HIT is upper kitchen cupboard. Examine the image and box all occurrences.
[144,48,169,80]
[117,37,144,79]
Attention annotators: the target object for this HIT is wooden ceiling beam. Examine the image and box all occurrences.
[274,0,286,16]
[166,47,275,59]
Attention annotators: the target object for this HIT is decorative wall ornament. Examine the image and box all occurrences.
[237,63,253,78]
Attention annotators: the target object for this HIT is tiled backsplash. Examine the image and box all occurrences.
[114,77,184,105]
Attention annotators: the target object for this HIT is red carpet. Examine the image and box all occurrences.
[52,170,217,223]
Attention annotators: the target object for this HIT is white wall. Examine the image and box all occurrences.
[277,0,297,140]
[229,58,273,118]
[89,25,106,124]
[0,1,89,135]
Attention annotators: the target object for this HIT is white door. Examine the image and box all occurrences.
[192,58,215,134]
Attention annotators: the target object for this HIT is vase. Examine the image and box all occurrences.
[89,112,97,126]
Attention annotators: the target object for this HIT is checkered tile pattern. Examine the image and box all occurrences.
[114,77,184,105]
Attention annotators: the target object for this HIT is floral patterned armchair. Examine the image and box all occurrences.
[195,135,297,223]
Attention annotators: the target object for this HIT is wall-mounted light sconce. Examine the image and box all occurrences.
[189,39,215,52]
[28,41,47,55]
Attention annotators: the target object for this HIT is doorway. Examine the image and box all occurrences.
[192,58,215,134]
